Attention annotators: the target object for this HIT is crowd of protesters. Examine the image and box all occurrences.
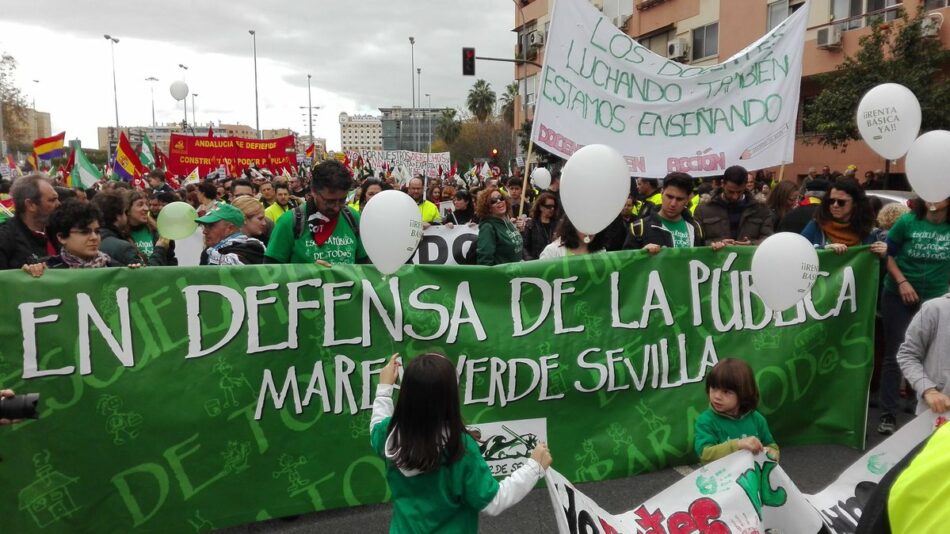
[1,158,949,439]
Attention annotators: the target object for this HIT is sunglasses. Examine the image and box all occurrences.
[489,197,505,205]
[829,198,851,207]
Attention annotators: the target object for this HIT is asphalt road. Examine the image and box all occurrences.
[220,405,914,534]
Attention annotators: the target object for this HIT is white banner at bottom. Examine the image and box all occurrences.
[545,412,944,534]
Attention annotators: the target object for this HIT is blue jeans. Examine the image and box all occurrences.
[878,289,920,417]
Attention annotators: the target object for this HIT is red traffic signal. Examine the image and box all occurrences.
[463,47,475,76]
[490,148,499,157]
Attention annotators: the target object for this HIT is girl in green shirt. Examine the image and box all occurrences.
[694,358,779,464]
[371,354,552,533]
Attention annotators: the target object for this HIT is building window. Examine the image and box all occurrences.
[768,1,806,31]
[638,29,673,56]
[833,0,902,30]
[691,23,719,61]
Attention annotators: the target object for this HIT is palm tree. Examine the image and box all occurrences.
[467,79,496,122]
[500,82,519,127]
[436,109,462,144]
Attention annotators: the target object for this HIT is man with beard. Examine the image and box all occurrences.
[0,174,60,269]
[694,165,774,249]
[407,176,441,227]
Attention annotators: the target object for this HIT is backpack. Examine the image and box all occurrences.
[292,199,360,240]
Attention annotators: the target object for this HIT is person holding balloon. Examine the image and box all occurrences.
[799,178,887,257]
[127,190,177,266]
[877,195,950,434]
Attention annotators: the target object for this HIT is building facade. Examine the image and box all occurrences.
[339,113,383,151]
[378,107,443,152]
[0,107,52,154]
[514,0,950,181]
[98,124,229,154]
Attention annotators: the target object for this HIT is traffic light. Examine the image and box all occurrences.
[490,148,499,157]
[462,47,475,76]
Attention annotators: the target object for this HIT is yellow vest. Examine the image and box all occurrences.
[419,200,441,223]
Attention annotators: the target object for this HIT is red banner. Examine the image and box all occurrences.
[166,134,295,177]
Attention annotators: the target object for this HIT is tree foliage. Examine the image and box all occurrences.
[446,119,513,170]
[435,108,462,144]
[518,120,556,164]
[500,82,519,127]
[0,52,31,152]
[803,7,950,150]
[466,79,496,123]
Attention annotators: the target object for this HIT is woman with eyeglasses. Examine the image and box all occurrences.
[21,201,121,276]
[475,188,523,266]
[522,192,558,260]
[766,180,800,229]
[800,178,886,257]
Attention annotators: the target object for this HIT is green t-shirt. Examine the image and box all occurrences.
[371,417,499,534]
[129,227,154,257]
[693,408,776,459]
[659,217,691,248]
[264,206,367,265]
[883,212,950,300]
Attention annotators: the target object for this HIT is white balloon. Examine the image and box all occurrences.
[359,190,423,275]
[560,144,630,235]
[856,83,921,160]
[531,167,552,190]
[905,130,950,202]
[751,233,819,312]
[169,80,189,101]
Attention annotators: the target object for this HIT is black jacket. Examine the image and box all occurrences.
[0,217,52,269]
[623,211,704,250]
[521,218,557,260]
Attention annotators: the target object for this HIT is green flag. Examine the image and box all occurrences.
[70,147,102,190]
[138,133,156,170]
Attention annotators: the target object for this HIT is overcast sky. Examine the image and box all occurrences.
[0,0,517,151]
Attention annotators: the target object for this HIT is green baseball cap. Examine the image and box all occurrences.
[195,203,245,227]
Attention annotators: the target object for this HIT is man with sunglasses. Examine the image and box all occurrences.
[694,165,774,250]
[264,160,366,265]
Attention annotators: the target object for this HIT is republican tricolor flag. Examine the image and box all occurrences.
[33,131,66,160]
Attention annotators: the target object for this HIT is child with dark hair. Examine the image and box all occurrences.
[694,358,779,464]
[371,354,552,533]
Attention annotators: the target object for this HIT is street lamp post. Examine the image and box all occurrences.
[104,34,120,159]
[416,67,422,152]
[145,77,158,130]
[31,80,39,110]
[178,64,189,127]
[409,36,415,153]
[192,93,199,128]
[249,30,260,139]
[425,93,432,189]
[306,74,313,141]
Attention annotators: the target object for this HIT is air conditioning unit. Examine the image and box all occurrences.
[528,30,545,47]
[921,14,942,38]
[816,26,841,49]
[667,38,688,60]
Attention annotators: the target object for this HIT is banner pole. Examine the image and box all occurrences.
[520,138,534,216]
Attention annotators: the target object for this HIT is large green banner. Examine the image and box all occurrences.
[0,248,878,532]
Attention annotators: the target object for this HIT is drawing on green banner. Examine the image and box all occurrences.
[221,441,252,475]
[96,394,143,445]
[18,451,81,528]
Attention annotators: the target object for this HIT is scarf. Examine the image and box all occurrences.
[820,220,861,246]
[307,210,339,246]
[59,250,112,268]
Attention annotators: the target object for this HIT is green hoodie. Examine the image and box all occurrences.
[476,216,523,266]
[694,407,778,464]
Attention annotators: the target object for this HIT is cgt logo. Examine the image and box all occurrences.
[173,140,185,150]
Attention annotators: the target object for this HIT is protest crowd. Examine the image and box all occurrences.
[2,136,949,534]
